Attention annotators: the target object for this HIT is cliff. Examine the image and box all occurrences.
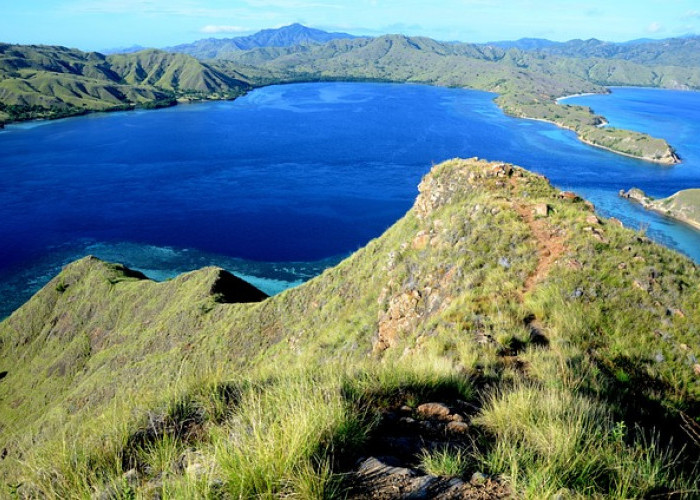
[1,159,698,498]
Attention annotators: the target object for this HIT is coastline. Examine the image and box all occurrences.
[505,110,679,165]
[620,189,700,231]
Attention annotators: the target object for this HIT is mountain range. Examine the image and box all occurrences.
[1,23,700,498]
[165,23,358,60]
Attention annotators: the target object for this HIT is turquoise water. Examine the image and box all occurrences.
[1,83,698,318]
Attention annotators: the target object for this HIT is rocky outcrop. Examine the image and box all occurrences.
[620,187,700,230]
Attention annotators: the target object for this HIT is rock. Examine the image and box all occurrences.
[417,402,451,419]
[618,262,627,270]
[446,421,470,434]
[586,215,601,225]
[400,405,413,413]
[450,413,465,422]
[532,203,550,217]
[654,352,665,363]
[498,257,511,269]
[666,308,685,318]
[609,217,624,227]
[470,471,488,484]
[559,191,580,201]
[694,364,700,376]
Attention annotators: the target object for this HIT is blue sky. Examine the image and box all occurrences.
[2,0,699,50]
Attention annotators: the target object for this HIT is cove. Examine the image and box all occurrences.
[1,82,699,319]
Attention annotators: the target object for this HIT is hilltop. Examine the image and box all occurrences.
[166,23,358,60]
[1,159,698,498]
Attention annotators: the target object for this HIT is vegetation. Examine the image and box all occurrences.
[0,43,249,124]
[1,159,698,498]
[218,34,695,163]
[165,23,358,60]
[1,30,698,163]
[621,187,700,230]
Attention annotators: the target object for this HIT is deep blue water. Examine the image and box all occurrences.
[1,83,699,318]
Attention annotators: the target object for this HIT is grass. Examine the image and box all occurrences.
[419,446,471,478]
[1,159,699,498]
[474,384,694,498]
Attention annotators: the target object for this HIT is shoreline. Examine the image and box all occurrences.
[620,189,700,232]
[506,112,678,165]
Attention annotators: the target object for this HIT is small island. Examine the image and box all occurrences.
[620,187,700,229]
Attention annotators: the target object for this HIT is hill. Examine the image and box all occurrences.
[0,44,249,124]
[533,36,700,67]
[620,187,700,230]
[1,158,698,498]
[166,23,359,60]
[221,34,695,163]
[2,33,699,163]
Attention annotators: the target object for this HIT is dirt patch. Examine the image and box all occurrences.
[512,202,566,296]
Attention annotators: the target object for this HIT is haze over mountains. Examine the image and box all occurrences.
[164,23,358,60]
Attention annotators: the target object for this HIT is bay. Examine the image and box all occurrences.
[1,82,699,318]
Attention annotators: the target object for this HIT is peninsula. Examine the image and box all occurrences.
[2,26,699,164]
[620,187,700,229]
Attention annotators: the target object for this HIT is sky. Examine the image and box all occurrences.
[1,0,699,51]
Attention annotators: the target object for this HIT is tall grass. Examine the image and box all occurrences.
[474,384,693,498]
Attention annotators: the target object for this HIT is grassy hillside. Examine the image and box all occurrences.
[166,23,358,60]
[529,36,700,68]
[621,187,700,230]
[1,159,698,498]
[2,35,697,165]
[219,35,694,164]
[0,44,249,124]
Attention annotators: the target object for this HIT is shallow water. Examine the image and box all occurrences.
[1,82,698,318]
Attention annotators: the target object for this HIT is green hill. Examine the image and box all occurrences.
[219,34,695,164]
[0,44,249,124]
[621,188,700,230]
[2,159,698,498]
[166,23,358,60]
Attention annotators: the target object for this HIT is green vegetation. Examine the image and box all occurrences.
[1,32,698,163]
[621,187,700,229]
[218,34,694,163]
[1,159,698,498]
[0,43,249,124]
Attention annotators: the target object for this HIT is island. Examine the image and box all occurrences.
[620,187,700,229]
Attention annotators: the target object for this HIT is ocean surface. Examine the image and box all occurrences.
[1,83,699,318]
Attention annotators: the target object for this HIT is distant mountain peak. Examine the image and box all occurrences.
[166,23,359,60]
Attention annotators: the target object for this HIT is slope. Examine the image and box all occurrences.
[166,23,358,60]
[222,35,696,164]
[1,159,698,498]
[0,44,250,124]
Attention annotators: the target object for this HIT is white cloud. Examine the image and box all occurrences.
[200,25,250,34]
[685,10,700,19]
[646,21,662,33]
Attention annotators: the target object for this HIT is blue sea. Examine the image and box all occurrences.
[1,83,699,318]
